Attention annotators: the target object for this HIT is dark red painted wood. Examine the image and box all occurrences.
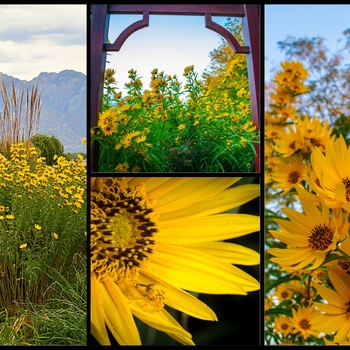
[90,4,109,172]
[108,4,245,16]
[90,4,260,172]
[242,4,260,172]
[205,14,250,54]
[105,12,149,52]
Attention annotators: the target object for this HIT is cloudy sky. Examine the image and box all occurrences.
[0,4,86,81]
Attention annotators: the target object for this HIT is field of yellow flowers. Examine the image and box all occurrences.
[0,142,86,345]
[91,59,259,172]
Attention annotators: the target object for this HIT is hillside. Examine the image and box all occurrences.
[0,70,86,153]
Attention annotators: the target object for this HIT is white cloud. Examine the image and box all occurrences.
[0,4,86,80]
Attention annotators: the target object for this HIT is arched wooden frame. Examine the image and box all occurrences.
[90,4,260,172]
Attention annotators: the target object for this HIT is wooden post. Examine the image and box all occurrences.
[242,4,260,172]
[90,4,109,172]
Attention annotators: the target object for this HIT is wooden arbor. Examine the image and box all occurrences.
[90,4,260,172]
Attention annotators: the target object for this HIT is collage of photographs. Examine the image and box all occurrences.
[0,3,349,346]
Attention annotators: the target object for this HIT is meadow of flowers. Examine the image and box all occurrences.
[91,19,259,173]
[265,60,350,345]
[0,142,86,345]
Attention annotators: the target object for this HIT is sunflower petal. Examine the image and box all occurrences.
[91,274,111,345]
[314,301,344,314]
[158,184,259,220]
[101,277,141,345]
[270,229,307,246]
[328,267,350,302]
[159,214,259,243]
[183,241,259,265]
[130,306,195,345]
[150,244,259,294]
[139,270,218,321]
[154,178,240,213]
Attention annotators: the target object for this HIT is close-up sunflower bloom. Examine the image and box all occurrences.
[307,135,350,213]
[313,265,350,343]
[268,186,349,272]
[90,177,260,345]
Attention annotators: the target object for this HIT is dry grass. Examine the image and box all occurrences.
[0,75,41,155]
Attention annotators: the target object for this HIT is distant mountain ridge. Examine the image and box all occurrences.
[0,70,86,153]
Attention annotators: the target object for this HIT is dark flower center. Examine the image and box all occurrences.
[281,291,290,299]
[346,301,350,315]
[288,171,301,184]
[91,178,157,282]
[299,319,310,330]
[338,260,350,271]
[308,224,334,251]
[342,177,350,202]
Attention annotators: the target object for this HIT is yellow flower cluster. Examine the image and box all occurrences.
[0,143,86,212]
[265,61,350,345]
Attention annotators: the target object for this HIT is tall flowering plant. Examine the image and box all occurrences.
[265,61,350,345]
[91,64,259,172]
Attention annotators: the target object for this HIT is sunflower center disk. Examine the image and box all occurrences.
[308,224,334,251]
[342,177,350,202]
[288,171,300,184]
[338,260,350,272]
[91,179,157,283]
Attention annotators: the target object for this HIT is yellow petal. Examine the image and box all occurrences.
[334,181,346,204]
[91,273,111,345]
[151,244,259,294]
[183,241,259,265]
[101,277,141,345]
[313,283,345,309]
[328,267,350,303]
[154,178,240,213]
[334,318,350,343]
[314,301,344,314]
[158,184,259,220]
[317,314,349,338]
[139,270,218,321]
[269,229,307,246]
[130,305,195,345]
[146,178,191,199]
[278,208,313,234]
[159,214,260,244]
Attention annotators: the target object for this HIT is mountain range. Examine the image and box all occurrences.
[0,70,86,153]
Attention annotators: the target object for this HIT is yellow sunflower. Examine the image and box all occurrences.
[274,314,293,338]
[282,61,309,80]
[271,156,309,194]
[275,283,294,302]
[265,124,283,140]
[268,187,349,272]
[272,124,304,157]
[296,115,334,153]
[290,305,321,340]
[313,265,350,343]
[307,135,350,212]
[91,177,260,345]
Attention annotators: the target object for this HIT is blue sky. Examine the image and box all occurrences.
[106,14,231,90]
[265,4,350,83]
[0,4,86,81]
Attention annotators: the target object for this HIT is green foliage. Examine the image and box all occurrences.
[0,255,86,345]
[30,134,64,166]
[0,143,86,344]
[64,152,86,161]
